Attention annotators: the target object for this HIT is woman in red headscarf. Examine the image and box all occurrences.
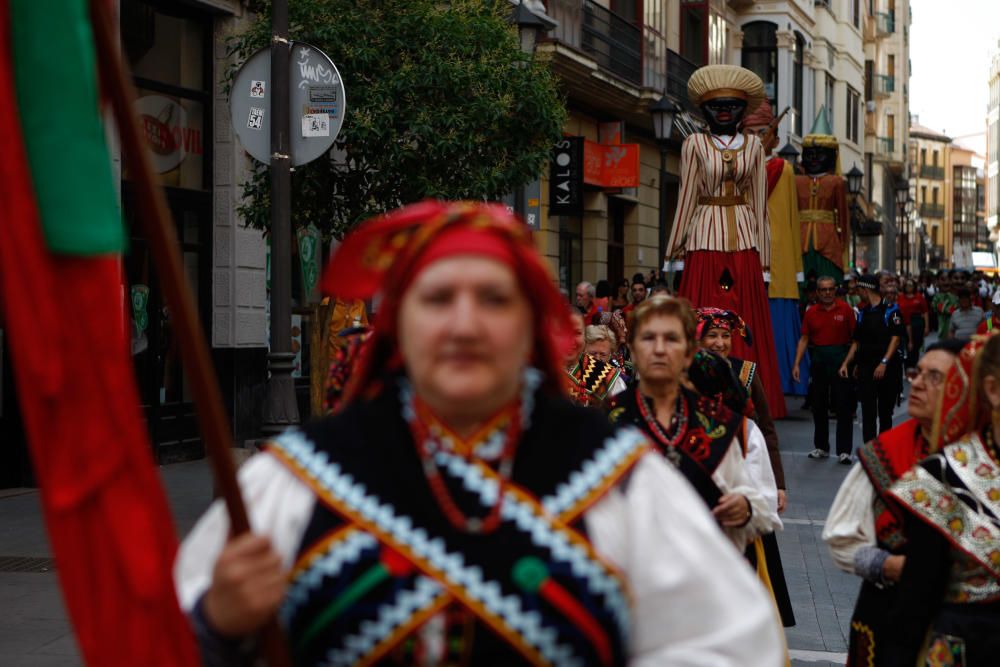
[174,201,781,666]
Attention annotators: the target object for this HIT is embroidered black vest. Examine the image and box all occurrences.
[270,385,646,666]
[607,384,737,508]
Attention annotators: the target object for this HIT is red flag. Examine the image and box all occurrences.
[0,0,200,663]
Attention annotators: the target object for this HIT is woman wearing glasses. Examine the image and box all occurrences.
[886,335,1000,666]
[823,339,965,667]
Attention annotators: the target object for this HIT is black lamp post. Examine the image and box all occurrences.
[778,142,799,172]
[895,179,910,275]
[508,2,555,219]
[509,1,555,55]
[650,96,681,277]
[846,164,863,270]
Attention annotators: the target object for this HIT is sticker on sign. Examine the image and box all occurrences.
[301,113,330,137]
[247,107,265,130]
[250,80,266,98]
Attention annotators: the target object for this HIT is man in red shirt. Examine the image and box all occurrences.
[793,276,857,460]
[621,272,647,315]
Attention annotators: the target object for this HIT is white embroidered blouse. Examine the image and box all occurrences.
[175,449,784,666]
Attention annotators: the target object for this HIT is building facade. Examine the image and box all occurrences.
[909,121,952,269]
[863,0,910,272]
[987,51,1000,250]
[534,0,873,291]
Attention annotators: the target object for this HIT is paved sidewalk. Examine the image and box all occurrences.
[0,460,214,666]
[780,384,911,666]
[0,391,912,666]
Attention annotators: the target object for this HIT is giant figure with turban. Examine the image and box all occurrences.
[797,107,850,281]
[665,64,786,418]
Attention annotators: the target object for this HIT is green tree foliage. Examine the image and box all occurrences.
[230,0,567,238]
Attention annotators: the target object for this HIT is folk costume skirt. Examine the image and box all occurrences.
[679,249,787,418]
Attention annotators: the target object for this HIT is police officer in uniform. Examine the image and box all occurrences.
[838,274,904,451]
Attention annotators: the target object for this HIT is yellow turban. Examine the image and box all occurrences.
[687,65,766,113]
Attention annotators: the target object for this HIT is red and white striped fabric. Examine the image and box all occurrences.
[666,133,771,269]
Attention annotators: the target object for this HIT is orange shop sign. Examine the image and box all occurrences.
[583,140,639,188]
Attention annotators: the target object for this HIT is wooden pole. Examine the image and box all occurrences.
[87,2,291,665]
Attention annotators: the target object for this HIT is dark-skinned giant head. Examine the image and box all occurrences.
[687,65,765,137]
[801,145,838,176]
[801,108,840,176]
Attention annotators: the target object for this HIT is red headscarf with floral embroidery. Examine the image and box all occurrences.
[695,307,753,345]
[320,200,572,403]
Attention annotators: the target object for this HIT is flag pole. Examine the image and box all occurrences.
[87,2,291,664]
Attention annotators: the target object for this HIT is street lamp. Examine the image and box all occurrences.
[508,2,555,221]
[895,179,910,274]
[846,164,863,270]
[650,96,682,277]
[777,142,799,171]
[509,1,556,56]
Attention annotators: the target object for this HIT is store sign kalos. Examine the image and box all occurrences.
[136,95,203,174]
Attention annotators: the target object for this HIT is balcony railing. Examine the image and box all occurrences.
[667,49,700,114]
[875,11,895,35]
[920,165,945,180]
[876,136,894,155]
[920,203,945,218]
[874,74,895,98]
[580,0,642,86]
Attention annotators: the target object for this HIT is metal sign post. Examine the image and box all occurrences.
[230,26,346,436]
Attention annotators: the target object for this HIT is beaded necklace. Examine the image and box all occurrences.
[635,387,687,462]
[401,370,539,535]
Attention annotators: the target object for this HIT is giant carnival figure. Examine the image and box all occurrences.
[666,64,786,418]
[797,107,850,283]
[742,99,808,396]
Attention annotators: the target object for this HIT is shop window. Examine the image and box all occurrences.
[559,217,583,294]
[123,0,210,191]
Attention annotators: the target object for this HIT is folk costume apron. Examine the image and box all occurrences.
[270,378,645,666]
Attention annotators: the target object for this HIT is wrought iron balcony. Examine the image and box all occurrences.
[875,12,895,35]
[875,136,894,156]
[920,165,945,180]
[873,74,894,98]
[667,49,700,114]
[580,0,642,86]
[920,203,945,218]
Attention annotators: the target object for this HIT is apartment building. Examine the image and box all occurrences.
[987,51,1000,251]
[863,0,910,271]
[910,122,951,269]
[533,0,875,289]
[950,144,989,266]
